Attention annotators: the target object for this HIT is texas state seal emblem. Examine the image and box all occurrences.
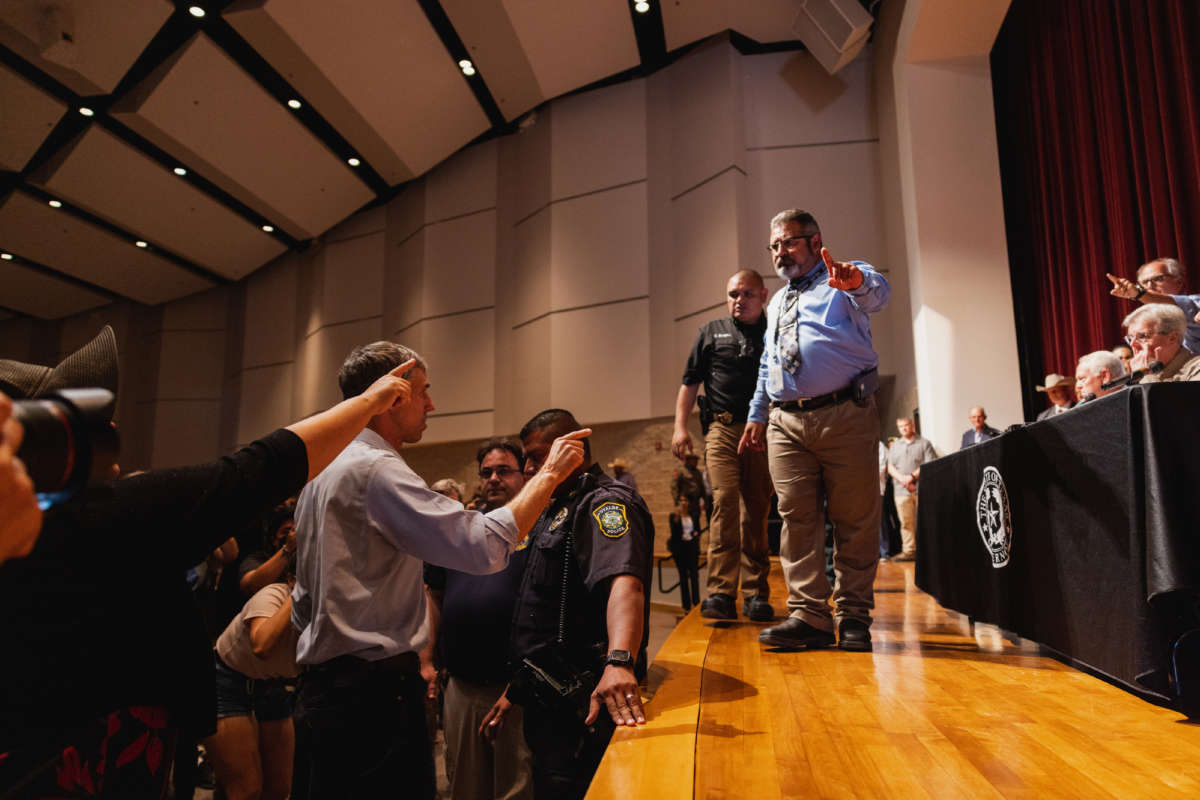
[975,466,1012,568]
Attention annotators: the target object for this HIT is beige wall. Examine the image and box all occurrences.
[2,18,1021,501]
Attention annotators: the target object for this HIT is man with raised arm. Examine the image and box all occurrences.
[738,209,890,654]
[291,342,589,800]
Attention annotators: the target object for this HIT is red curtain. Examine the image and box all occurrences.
[992,0,1200,386]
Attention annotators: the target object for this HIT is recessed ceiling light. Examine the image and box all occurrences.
[79,107,94,117]
[48,199,62,208]
[635,0,650,12]
[287,99,302,110]
[135,240,148,248]
[458,59,472,69]
[188,6,205,18]
[261,224,275,233]
[347,157,361,167]
[174,167,188,176]
[462,66,476,76]
[1,253,12,261]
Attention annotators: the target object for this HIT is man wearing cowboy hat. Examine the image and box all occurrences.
[608,457,638,493]
[1035,373,1075,420]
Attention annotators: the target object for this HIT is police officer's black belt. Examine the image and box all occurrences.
[712,411,742,424]
[772,386,856,413]
[306,650,419,676]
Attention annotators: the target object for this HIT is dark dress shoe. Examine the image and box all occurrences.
[700,593,737,620]
[743,596,775,622]
[837,617,873,651]
[758,617,835,650]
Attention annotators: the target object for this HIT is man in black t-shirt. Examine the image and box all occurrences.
[671,270,775,622]
[427,438,533,799]
[510,409,652,800]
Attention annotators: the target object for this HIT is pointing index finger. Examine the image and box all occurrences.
[389,358,417,377]
[1104,273,1122,286]
[560,428,592,441]
[821,247,835,270]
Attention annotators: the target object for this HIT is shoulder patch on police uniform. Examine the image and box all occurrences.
[549,507,569,531]
[592,501,630,538]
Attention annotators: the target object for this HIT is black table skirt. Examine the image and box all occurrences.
[915,383,1200,700]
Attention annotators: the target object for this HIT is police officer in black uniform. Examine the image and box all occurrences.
[672,269,775,622]
[509,409,652,800]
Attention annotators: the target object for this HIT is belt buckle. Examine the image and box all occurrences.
[715,411,732,424]
[794,397,807,410]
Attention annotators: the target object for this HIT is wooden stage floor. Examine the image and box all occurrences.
[588,560,1200,799]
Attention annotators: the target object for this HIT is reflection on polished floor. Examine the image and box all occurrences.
[589,559,1200,799]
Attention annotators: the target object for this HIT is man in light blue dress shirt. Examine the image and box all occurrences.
[291,341,588,800]
[738,209,890,654]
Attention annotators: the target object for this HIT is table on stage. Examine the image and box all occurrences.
[915,382,1200,702]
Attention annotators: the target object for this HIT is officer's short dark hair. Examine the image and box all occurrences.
[476,437,524,469]
[337,341,426,400]
[519,408,591,461]
[770,208,820,233]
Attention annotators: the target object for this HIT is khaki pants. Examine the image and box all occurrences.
[444,676,532,800]
[894,493,918,556]
[703,420,774,600]
[766,398,881,631]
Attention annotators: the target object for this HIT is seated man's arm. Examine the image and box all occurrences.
[585,574,646,728]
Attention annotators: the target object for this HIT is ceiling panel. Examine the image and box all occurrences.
[32,126,287,280]
[0,190,214,304]
[112,33,375,240]
[0,0,171,96]
[0,259,112,319]
[661,0,801,51]
[0,63,65,172]
[502,0,641,101]
[227,0,492,182]
[442,0,543,121]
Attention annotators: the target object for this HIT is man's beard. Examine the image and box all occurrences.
[775,259,803,281]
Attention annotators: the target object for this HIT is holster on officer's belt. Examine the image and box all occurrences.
[697,394,713,435]
[509,641,598,719]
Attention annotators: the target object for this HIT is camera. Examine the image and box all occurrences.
[14,388,121,506]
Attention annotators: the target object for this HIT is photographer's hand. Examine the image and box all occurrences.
[0,392,43,565]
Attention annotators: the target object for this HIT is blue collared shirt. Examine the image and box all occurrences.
[748,261,889,424]
[1168,294,1200,353]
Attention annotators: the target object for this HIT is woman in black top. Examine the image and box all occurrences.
[668,496,702,611]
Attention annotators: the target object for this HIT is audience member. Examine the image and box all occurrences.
[290,342,587,800]
[239,500,297,598]
[1107,258,1199,352]
[0,392,40,566]
[740,208,890,654]
[669,453,707,531]
[510,408,652,800]
[667,496,701,612]
[1034,373,1075,420]
[959,406,1001,449]
[0,327,420,798]
[672,269,774,622]
[429,438,534,800]
[1112,343,1134,374]
[1074,351,1126,401]
[431,477,466,502]
[1124,304,1200,382]
[206,575,300,800]
[886,418,938,562]
[608,457,638,492]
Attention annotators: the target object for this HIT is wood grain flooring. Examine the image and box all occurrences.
[588,560,1200,799]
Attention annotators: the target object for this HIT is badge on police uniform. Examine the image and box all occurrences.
[549,507,569,531]
[592,502,629,538]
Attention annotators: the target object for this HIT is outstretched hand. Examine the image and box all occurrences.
[538,429,592,485]
[1105,273,1140,300]
[823,248,863,291]
[361,358,416,415]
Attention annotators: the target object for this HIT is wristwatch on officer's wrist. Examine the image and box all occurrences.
[605,649,634,668]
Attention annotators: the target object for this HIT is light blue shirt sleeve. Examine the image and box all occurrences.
[1169,294,1200,353]
[365,459,519,575]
